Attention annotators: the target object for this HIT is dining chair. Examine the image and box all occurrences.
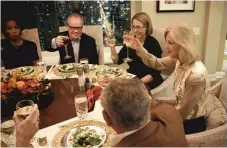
[22,28,42,61]
[59,25,104,65]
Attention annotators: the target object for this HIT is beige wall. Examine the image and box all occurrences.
[216,2,227,70]
[204,1,226,73]
[140,1,208,61]
[131,1,227,73]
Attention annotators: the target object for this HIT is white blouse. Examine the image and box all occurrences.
[138,48,209,120]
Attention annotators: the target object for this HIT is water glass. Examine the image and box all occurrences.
[74,94,88,119]
[16,100,34,121]
[79,58,89,65]
[37,60,47,75]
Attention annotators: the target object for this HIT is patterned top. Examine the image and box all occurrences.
[138,48,209,120]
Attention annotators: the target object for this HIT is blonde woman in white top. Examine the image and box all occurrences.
[128,23,208,134]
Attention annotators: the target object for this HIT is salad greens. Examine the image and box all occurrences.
[72,127,102,147]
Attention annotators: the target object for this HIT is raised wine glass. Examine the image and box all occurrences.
[105,34,116,59]
[16,100,34,121]
[123,31,134,62]
[62,36,72,59]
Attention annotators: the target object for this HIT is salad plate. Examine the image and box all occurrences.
[9,66,34,76]
[58,63,77,73]
[63,126,106,147]
[52,120,115,147]
[95,67,123,77]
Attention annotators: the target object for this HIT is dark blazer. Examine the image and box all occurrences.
[114,101,189,147]
[47,31,98,64]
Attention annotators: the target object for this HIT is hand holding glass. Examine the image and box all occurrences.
[16,100,34,121]
[105,36,116,48]
[62,36,72,59]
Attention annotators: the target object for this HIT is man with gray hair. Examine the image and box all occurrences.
[101,78,188,147]
[48,13,99,64]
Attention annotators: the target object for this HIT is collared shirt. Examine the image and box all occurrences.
[138,48,208,120]
[51,37,80,63]
[71,39,80,63]
[109,121,150,146]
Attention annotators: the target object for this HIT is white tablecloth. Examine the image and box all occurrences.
[32,100,105,147]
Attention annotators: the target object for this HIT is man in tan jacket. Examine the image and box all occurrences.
[100,78,188,147]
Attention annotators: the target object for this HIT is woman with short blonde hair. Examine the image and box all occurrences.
[129,23,208,134]
[164,23,198,64]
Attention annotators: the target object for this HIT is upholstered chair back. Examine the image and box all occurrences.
[151,27,174,77]
[59,25,104,65]
[21,28,42,60]
[151,27,167,57]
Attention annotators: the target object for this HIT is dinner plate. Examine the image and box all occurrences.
[9,66,34,76]
[52,120,115,147]
[63,125,106,147]
[58,63,77,73]
[95,67,123,77]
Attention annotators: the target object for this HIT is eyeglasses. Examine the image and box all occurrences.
[67,24,83,31]
[131,25,145,30]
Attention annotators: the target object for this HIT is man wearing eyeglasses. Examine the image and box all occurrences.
[48,13,99,64]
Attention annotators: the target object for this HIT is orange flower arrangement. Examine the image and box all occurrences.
[1,71,50,101]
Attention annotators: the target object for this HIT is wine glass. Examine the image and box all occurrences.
[16,100,34,121]
[105,35,116,59]
[62,36,72,59]
[123,31,134,62]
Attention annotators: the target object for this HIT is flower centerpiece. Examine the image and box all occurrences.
[1,71,52,117]
[1,71,51,101]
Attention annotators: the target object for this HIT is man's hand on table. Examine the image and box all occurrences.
[13,104,40,147]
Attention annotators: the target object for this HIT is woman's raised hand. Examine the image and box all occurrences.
[105,38,116,48]
[128,37,143,52]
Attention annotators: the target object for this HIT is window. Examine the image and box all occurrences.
[1,1,131,50]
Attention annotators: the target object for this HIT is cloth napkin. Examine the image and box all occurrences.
[86,86,103,101]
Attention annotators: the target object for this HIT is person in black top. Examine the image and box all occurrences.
[48,13,99,64]
[106,12,163,89]
[1,19,39,69]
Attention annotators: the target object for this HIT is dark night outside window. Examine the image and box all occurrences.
[1,1,131,50]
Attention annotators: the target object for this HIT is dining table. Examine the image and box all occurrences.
[39,64,135,129]
[1,64,137,147]
[33,100,105,147]
[39,78,83,129]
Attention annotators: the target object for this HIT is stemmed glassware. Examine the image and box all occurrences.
[123,31,134,62]
[105,34,116,59]
[62,36,72,59]
[16,100,34,121]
